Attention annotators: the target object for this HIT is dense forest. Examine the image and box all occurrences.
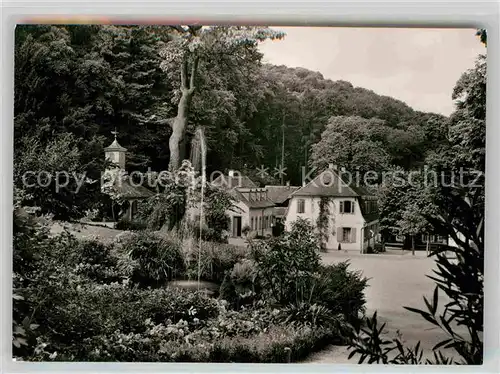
[15,25,444,178]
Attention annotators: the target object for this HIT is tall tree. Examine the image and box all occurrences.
[159,26,285,170]
[310,116,391,176]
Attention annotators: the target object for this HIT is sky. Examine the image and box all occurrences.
[258,27,485,116]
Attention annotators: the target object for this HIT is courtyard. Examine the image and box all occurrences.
[308,250,455,363]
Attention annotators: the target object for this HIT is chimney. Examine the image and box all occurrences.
[228,170,234,177]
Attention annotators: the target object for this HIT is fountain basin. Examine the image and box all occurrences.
[168,280,219,297]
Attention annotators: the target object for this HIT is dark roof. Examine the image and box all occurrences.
[274,207,288,217]
[291,169,374,198]
[211,173,274,209]
[113,177,155,199]
[104,139,127,152]
[290,168,379,223]
[358,202,379,223]
[233,189,275,209]
[212,174,258,189]
[265,185,300,204]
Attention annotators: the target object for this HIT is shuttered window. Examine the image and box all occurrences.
[340,200,355,213]
[297,199,305,213]
[337,227,357,243]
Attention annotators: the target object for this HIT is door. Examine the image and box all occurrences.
[232,216,242,237]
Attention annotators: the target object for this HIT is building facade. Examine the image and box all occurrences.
[285,165,379,253]
[212,171,275,238]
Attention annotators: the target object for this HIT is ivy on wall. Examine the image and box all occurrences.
[316,197,331,252]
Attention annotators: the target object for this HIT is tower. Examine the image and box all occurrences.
[104,129,127,170]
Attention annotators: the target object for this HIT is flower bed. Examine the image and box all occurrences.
[13,213,364,362]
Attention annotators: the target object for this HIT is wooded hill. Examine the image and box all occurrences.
[14,25,455,217]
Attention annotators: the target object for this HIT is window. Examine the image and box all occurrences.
[265,216,268,229]
[251,217,254,230]
[337,227,356,243]
[342,228,351,242]
[297,199,305,213]
[340,200,354,214]
[366,200,376,213]
[258,216,261,230]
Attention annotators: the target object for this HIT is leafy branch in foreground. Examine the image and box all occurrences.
[347,233,483,365]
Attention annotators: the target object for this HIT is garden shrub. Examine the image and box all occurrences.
[141,287,220,325]
[115,217,147,231]
[203,184,235,243]
[310,262,368,322]
[13,206,351,363]
[67,239,125,284]
[73,324,336,363]
[220,258,261,308]
[187,221,228,244]
[16,280,221,361]
[282,302,344,329]
[185,241,249,284]
[208,326,336,363]
[251,218,321,305]
[250,219,367,325]
[119,231,185,287]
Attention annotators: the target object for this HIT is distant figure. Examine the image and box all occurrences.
[338,243,341,251]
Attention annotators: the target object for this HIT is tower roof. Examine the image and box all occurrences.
[104,138,127,152]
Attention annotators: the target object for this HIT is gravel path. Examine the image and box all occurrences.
[306,250,456,363]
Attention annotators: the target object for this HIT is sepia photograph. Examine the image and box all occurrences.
[12,24,485,364]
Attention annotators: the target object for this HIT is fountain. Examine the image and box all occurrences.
[170,127,218,294]
[196,127,207,288]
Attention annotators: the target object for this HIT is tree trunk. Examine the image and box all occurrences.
[411,235,415,256]
[426,235,430,256]
[169,91,192,171]
[168,56,199,171]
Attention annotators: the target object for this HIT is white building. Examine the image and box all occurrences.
[212,171,275,238]
[285,165,379,253]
